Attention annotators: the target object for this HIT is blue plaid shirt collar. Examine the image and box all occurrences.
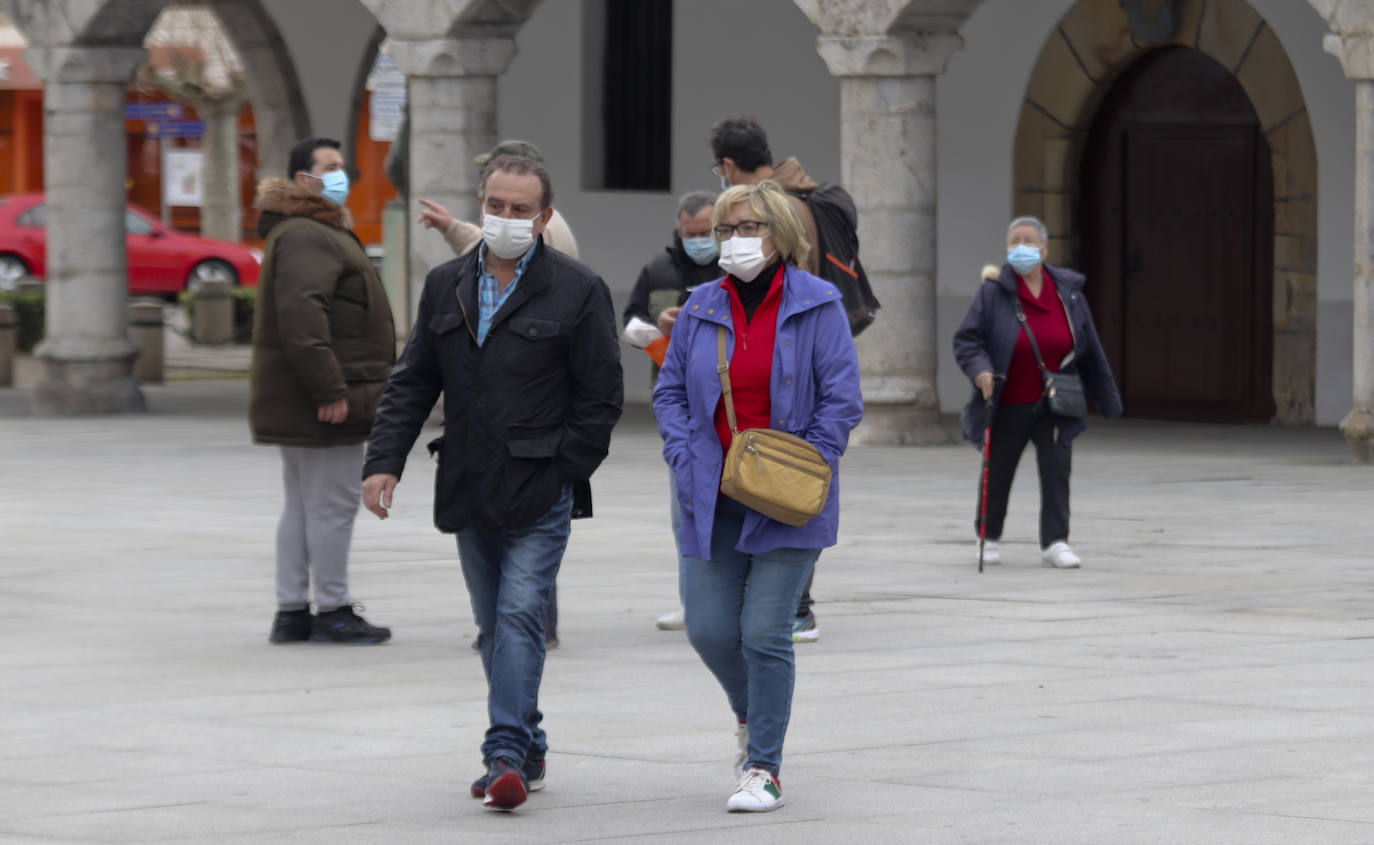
[475,240,538,346]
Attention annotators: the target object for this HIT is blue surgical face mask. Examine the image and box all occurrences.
[719,173,730,191]
[1007,243,1042,274]
[309,170,350,205]
[682,235,718,265]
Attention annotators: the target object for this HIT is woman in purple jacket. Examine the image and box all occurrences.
[653,181,863,813]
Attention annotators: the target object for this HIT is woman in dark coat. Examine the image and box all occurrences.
[952,216,1122,568]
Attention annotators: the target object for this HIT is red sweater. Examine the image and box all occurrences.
[1002,273,1074,405]
[715,266,785,452]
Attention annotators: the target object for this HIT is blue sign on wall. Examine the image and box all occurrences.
[125,102,185,120]
[145,120,206,138]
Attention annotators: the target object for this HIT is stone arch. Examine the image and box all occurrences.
[12,0,309,181]
[208,0,311,180]
[1014,0,1318,423]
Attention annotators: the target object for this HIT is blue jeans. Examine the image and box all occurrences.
[457,484,572,766]
[682,496,819,776]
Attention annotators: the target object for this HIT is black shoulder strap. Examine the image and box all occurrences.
[1009,293,1049,375]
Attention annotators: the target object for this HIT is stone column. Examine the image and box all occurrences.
[29,46,147,414]
[1324,32,1374,462]
[818,34,962,445]
[388,38,516,320]
[197,96,245,243]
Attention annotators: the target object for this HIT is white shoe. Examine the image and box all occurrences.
[655,608,686,631]
[1041,541,1081,569]
[734,721,748,777]
[726,767,784,812]
[977,539,1001,565]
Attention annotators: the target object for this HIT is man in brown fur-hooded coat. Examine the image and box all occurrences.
[250,137,395,645]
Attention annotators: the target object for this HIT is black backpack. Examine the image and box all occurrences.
[796,183,880,336]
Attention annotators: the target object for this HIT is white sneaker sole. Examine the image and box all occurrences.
[792,629,819,643]
[1042,557,1081,569]
[726,795,785,813]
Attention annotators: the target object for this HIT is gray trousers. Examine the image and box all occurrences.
[276,443,364,612]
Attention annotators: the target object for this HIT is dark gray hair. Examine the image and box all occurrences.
[677,190,716,222]
[1008,216,1048,243]
[480,154,554,209]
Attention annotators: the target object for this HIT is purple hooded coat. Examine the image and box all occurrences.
[652,265,863,560]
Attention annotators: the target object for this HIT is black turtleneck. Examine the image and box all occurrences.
[731,258,783,321]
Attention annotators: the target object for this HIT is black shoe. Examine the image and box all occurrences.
[470,757,545,798]
[480,756,529,810]
[309,605,391,644]
[269,609,312,643]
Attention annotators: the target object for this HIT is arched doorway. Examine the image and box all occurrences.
[1012,0,1317,424]
[1081,47,1275,422]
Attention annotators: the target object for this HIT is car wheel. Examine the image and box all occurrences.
[186,259,238,294]
[0,254,29,292]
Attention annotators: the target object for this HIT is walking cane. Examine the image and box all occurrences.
[977,381,1001,573]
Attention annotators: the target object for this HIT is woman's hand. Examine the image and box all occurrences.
[975,370,995,400]
[417,198,454,232]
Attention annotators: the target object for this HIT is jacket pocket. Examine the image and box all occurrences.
[490,428,562,529]
[506,428,562,458]
[428,312,471,356]
[505,317,563,375]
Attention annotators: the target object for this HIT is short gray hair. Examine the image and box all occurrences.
[1007,216,1048,244]
[677,190,716,222]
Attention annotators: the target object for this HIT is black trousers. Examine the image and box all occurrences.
[796,571,814,618]
[976,403,1072,549]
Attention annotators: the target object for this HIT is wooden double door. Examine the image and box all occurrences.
[1081,47,1275,422]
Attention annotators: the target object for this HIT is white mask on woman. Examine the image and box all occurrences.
[482,213,538,260]
[718,237,774,283]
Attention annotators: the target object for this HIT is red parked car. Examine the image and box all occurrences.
[0,193,260,295]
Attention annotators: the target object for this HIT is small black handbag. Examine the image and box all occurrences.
[1012,295,1088,419]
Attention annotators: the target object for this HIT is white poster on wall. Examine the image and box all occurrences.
[367,51,407,142]
[163,149,204,207]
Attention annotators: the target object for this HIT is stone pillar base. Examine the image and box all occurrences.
[851,403,950,446]
[31,355,145,415]
[1340,406,1374,463]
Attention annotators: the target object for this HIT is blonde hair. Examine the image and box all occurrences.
[711,180,811,267]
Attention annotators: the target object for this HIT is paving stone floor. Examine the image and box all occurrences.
[1,381,1371,843]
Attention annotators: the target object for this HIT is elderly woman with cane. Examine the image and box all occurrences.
[654,180,862,812]
[953,216,1121,569]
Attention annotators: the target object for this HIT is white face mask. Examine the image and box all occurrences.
[718,236,774,283]
[482,213,538,260]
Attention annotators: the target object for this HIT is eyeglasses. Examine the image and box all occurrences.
[713,221,769,239]
[710,163,724,178]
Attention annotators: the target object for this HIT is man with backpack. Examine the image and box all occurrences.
[707,115,880,643]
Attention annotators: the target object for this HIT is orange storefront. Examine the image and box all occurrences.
[0,47,43,196]
[3,46,396,248]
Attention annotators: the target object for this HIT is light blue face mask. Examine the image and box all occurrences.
[682,235,718,265]
[309,170,350,206]
[1007,243,1042,274]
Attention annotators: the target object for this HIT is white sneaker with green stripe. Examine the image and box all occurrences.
[726,767,784,812]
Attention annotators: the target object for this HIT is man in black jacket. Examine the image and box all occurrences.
[621,191,721,633]
[361,155,622,811]
[621,190,721,374]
